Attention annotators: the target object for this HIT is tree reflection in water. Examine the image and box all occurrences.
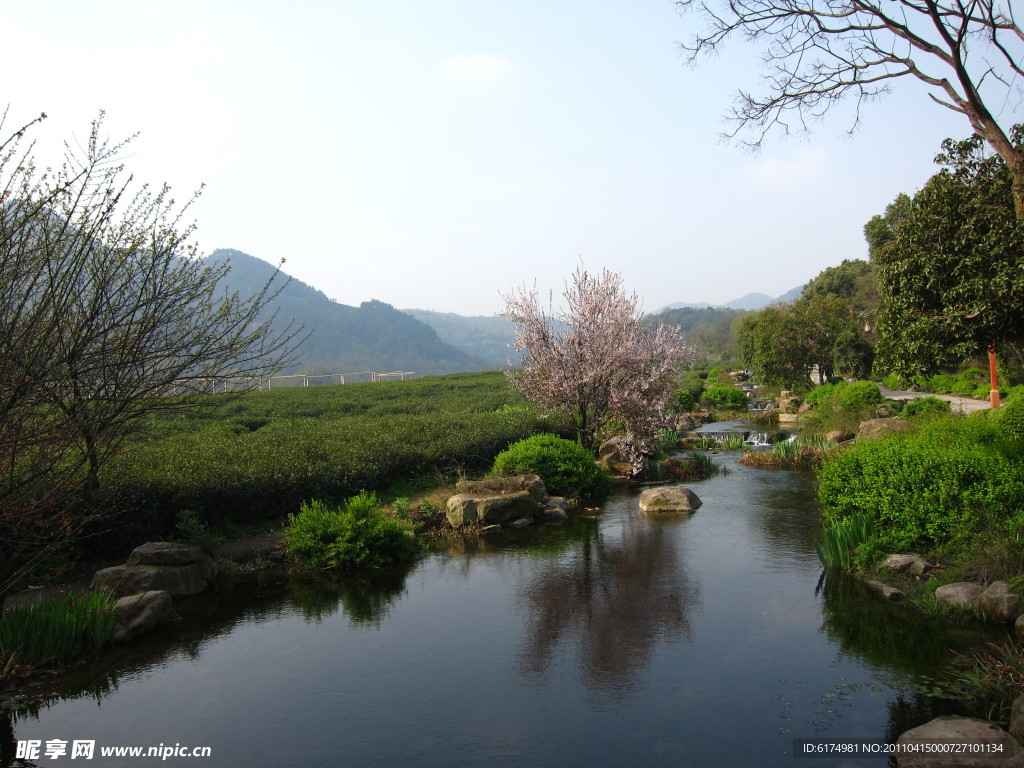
[518,510,700,697]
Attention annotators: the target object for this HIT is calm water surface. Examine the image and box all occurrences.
[5,433,997,767]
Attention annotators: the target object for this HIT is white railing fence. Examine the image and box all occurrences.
[171,371,417,394]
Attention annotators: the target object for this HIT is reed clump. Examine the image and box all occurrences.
[0,588,116,669]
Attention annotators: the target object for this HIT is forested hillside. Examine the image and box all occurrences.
[207,249,485,375]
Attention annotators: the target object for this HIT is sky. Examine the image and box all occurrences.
[1,0,1011,316]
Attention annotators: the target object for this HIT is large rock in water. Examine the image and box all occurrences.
[638,486,702,515]
[92,542,218,598]
[896,716,1023,767]
[446,490,539,527]
[598,436,634,476]
[455,475,546,502]
[111,590,175,644]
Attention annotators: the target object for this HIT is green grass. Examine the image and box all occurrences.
[738,436,838,469]
[0,588,116,668]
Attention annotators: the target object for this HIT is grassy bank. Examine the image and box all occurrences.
[85,372,572,555]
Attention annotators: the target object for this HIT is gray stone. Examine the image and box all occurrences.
[824,429,854,443]
[857,417,911,441]
[598,436,633,475]
[1010,695,1024,740]
[111,590,174,644]
[896,716,1023,767]
[979,581,1020,623]
[1015,613,1024,640]
[934,582,984,612]
[445,489,539,527]
[639,486,702,515]
[539,497,571,521]
[92,560,217,598]
[446,494,479,527]
[509,517,535,528]
[863,579,904,601]
[127,542,215,568]
[881,554,934,576]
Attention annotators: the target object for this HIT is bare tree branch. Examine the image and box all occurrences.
[677,0,1024,215]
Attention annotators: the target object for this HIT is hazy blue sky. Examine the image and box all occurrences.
[2,0,1001,315]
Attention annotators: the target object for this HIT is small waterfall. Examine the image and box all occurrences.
[743,431,772,447]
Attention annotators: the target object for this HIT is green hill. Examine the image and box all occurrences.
[206,249,485,375]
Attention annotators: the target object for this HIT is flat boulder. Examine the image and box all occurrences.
[896,716,1022,767]
[111,590,175,644]
[455,475,546,502]
[539,497,571,521]
[92,542,218,598]
[863,579,904,601]
[858,417,911,441]
[934,582,984,612]
[881,554,934,576]
[639,486,702,515]
[446,489,539,527]
[127,542,214,568]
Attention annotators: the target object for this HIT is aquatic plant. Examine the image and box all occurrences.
[716,434,747,451]
[813,512,875,570]
[738,436,837,469]
[0,588,116,668]
[943,641,1024,723]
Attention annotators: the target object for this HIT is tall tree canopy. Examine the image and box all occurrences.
[871,127,1024,379]
[676,0,1024,216]
[739,294,871,389]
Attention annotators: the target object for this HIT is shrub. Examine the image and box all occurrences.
[817,416,1024,552]
[900,396,952,419]
[702,385,748,410]
[881,373,903,390]
[999,397,1024,441]
[805,381,846,406]
[1005,385,1024,403]
[490,434,608,497]
[668,389,696,413]
[837,381,883,411]
[284,492,418,570]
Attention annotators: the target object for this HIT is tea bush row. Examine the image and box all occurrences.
[89,374,572,553]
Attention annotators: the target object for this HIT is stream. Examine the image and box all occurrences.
[3,424,1002,767]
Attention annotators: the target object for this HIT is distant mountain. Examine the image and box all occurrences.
[653,285,805,314]
[207,249,485,376]
[402,310,514,370]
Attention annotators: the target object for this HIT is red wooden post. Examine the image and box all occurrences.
[989,345,1001,408]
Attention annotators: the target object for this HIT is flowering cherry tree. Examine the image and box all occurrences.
[501,266,692,472]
